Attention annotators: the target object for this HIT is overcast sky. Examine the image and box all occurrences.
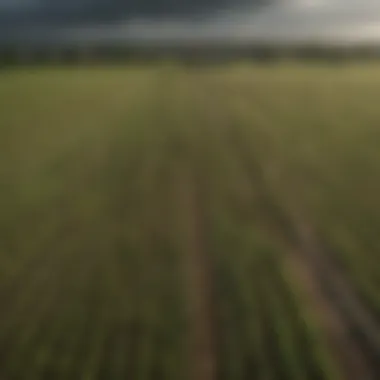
[1,0,380,44]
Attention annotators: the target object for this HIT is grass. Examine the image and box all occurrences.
[1,63,380,379]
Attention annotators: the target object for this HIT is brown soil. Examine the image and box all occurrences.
[176,168,216,380]
[286,248,374,380]
[292,223,380,379]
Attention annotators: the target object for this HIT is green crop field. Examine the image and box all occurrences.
[1,64,380,380]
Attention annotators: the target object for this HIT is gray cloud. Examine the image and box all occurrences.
[1,0,380,45]
[54,0,380,45]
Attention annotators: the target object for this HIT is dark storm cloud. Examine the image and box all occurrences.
[0,0,273,44]
[0,0,277,45]
[40,0,269,18]
[0,0,271,26]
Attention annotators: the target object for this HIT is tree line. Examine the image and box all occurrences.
[1,43,380,66]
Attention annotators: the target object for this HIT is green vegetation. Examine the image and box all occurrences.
[1,64,380,379]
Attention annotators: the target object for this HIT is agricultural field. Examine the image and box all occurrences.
[1,64,380,380]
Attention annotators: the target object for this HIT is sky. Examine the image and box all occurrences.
[1,0,380,45]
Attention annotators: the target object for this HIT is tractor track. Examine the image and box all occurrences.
[176,163,217,380]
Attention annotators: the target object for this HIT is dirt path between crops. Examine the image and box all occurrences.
[285,246,374,380]
[176,167,216,380]
[291,223,380,379]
